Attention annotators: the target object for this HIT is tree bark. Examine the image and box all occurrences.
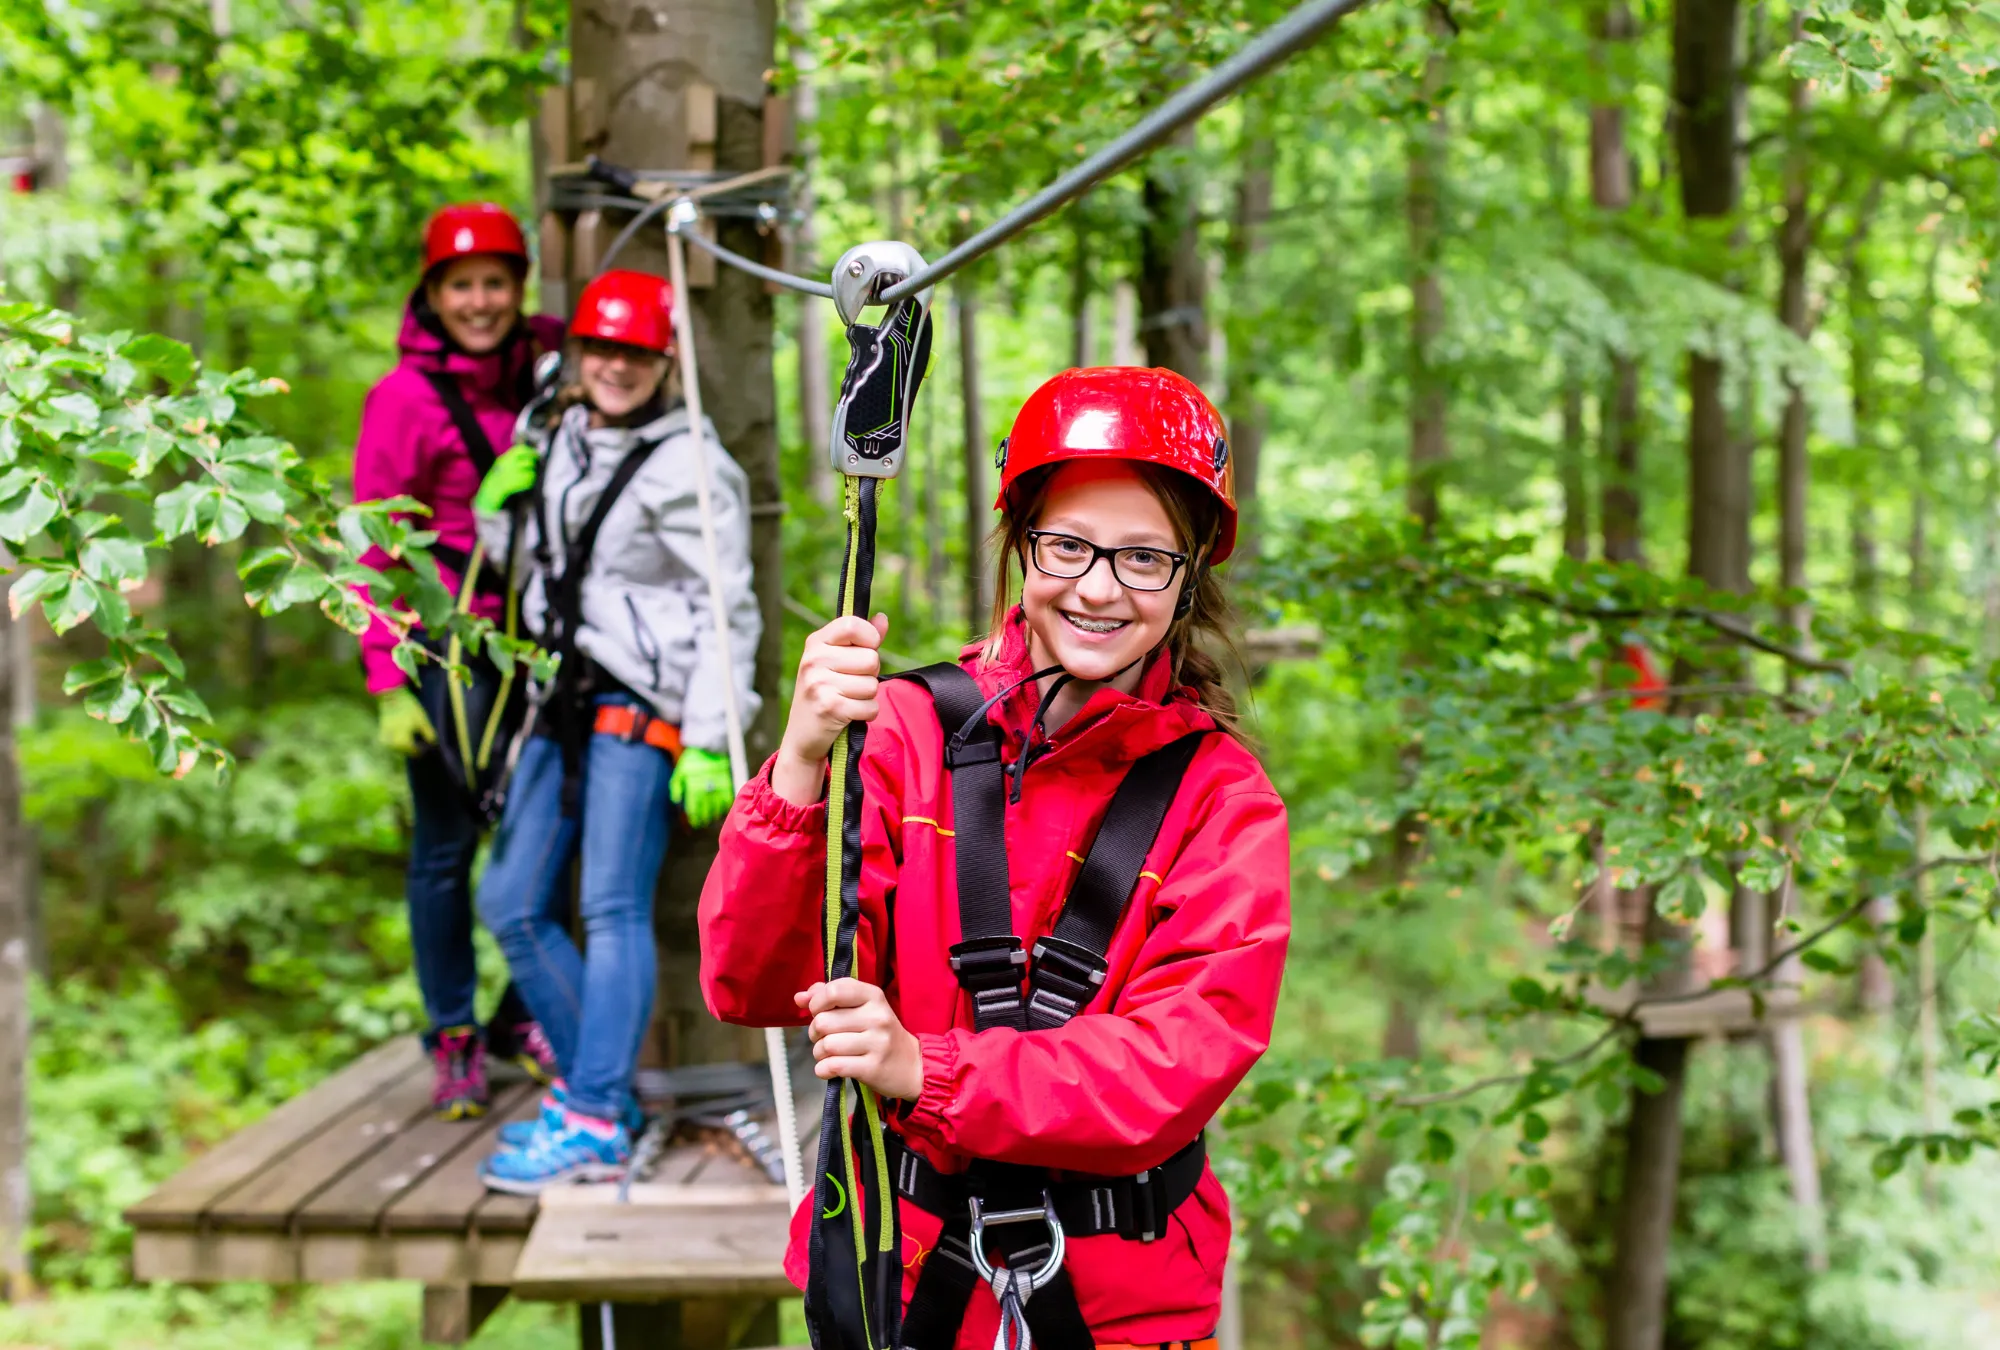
[0,589,27,1301]
[1677,0,1747,596]
[1406,28,1448,534]
[957,286,991,634]
[1070,219,1094,369]
[1592,0,1641,564]
[1137,126,1208,383]
[1605,1036,1690,1350]
[786,0,833,507]
[1766,26,1827,1266]
[1224,126,1274,564]
[1846,257,1896,1014]
[1562,375,1589,561]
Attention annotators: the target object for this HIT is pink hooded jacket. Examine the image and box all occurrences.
[351,300,565,693]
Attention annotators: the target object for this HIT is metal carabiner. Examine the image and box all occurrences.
[966,1194,1066,1350]
[831,240,934,326]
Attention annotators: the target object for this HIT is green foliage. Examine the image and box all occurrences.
[0,300,547,773]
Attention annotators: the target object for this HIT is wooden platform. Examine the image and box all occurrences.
[125,1038,799,1341]
[1586,983,1803,1039]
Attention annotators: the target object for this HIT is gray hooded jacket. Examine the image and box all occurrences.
[478,400,761,753]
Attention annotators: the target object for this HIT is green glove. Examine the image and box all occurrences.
[472,445,541,514]
[377,685,436,756]
[670,747,735,829]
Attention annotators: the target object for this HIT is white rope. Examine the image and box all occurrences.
[664,221,806,1212]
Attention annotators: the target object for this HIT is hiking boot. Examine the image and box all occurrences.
[427,1025,489,1121]
[487,1019,559,1085]
[478,1113,631,1195]
[497,1086,646,1151]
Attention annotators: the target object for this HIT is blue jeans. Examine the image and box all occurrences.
[475,696,673,1121]
[404,743,528,1038]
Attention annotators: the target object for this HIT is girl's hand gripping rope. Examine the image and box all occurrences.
[772,612,889,806]
[797,978,923,1102]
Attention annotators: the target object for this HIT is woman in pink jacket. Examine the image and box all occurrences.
[352,202,565,1120]
[700,367,1291,1350]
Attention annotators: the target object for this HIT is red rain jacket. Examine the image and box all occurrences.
[699,613,1291,1347]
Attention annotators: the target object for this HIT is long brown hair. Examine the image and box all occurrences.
[984,462,1243,732]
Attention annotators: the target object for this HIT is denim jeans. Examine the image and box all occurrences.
[404,739,528,1039]
[475,695,673,1121]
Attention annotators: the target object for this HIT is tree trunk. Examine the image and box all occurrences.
[1070,220,1094,369]
[1562,375,1589,561]
[1607,4,1742,1344]
[1604,1037,1690,1350]
[0,590,28,1301]
[786,0,834,507]
[1767,28,1827,1266]
[1224,126,1273,564]
[571,0,781,1088]
[1406,28,1448,534]
[1677,0,1747,596]
[1848,257,1896,1013]
[1137,126,1208,383]
[1592,0,1642,564]
[957,286,991,635]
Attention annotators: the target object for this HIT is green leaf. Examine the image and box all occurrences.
[0,481,60,542]
[118,334,197,388]
[79,534,148,586]
[7,567,66,619]
[61,657,124,694]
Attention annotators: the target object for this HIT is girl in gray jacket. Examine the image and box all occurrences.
[467,268,759,1192]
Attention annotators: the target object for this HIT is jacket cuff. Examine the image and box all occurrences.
[740,754,827,836]
[899,1033,960,1147]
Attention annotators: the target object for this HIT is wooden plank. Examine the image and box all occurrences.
[471,1188,539,1235]
[422,1284,508,1345]
[510,1190,793,1302]
[205,1057,438,1229]
[135,1228,524,1286]
[126,1039,425,1228]
[297,1079,539,1233]
[385,1087,544,1232]
[686,1148,778,1189]
[1586,984,1803,1039]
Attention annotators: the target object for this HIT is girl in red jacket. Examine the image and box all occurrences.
[700,366,1290,1350]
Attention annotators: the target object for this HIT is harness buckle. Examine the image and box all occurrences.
[1131,1167,1160,1243]
[1026,937,1108,1029]
[949,936,1027,982]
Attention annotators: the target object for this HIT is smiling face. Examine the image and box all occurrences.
[1018,461,1191,686]
[577,338,669,421]
[424,255,523,355]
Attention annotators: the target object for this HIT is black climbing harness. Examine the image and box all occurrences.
[882,662,1212,1350]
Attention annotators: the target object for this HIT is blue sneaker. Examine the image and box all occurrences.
[497,1089,567,1151]
[479,1116,631,1195]
[497,1088,646,1151]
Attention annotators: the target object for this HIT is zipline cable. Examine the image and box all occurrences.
[662,206,806,1213]
[647,0,1372,304]
[877,0,1369,301]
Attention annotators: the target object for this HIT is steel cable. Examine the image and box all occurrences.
[657,0,1372,302]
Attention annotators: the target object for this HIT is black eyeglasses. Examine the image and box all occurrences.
[1025,530,1188,592]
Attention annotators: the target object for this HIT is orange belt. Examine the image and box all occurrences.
[592,703,683,758]
[1097,1342,1219,1350]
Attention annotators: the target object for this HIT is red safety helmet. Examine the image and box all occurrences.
[570,269,675,354]
[996,366,1238,563]
[423,202,529,272]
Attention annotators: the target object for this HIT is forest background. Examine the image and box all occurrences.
[4,0,2000,1346]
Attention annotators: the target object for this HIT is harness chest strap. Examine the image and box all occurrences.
[892,663,1210,1032]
